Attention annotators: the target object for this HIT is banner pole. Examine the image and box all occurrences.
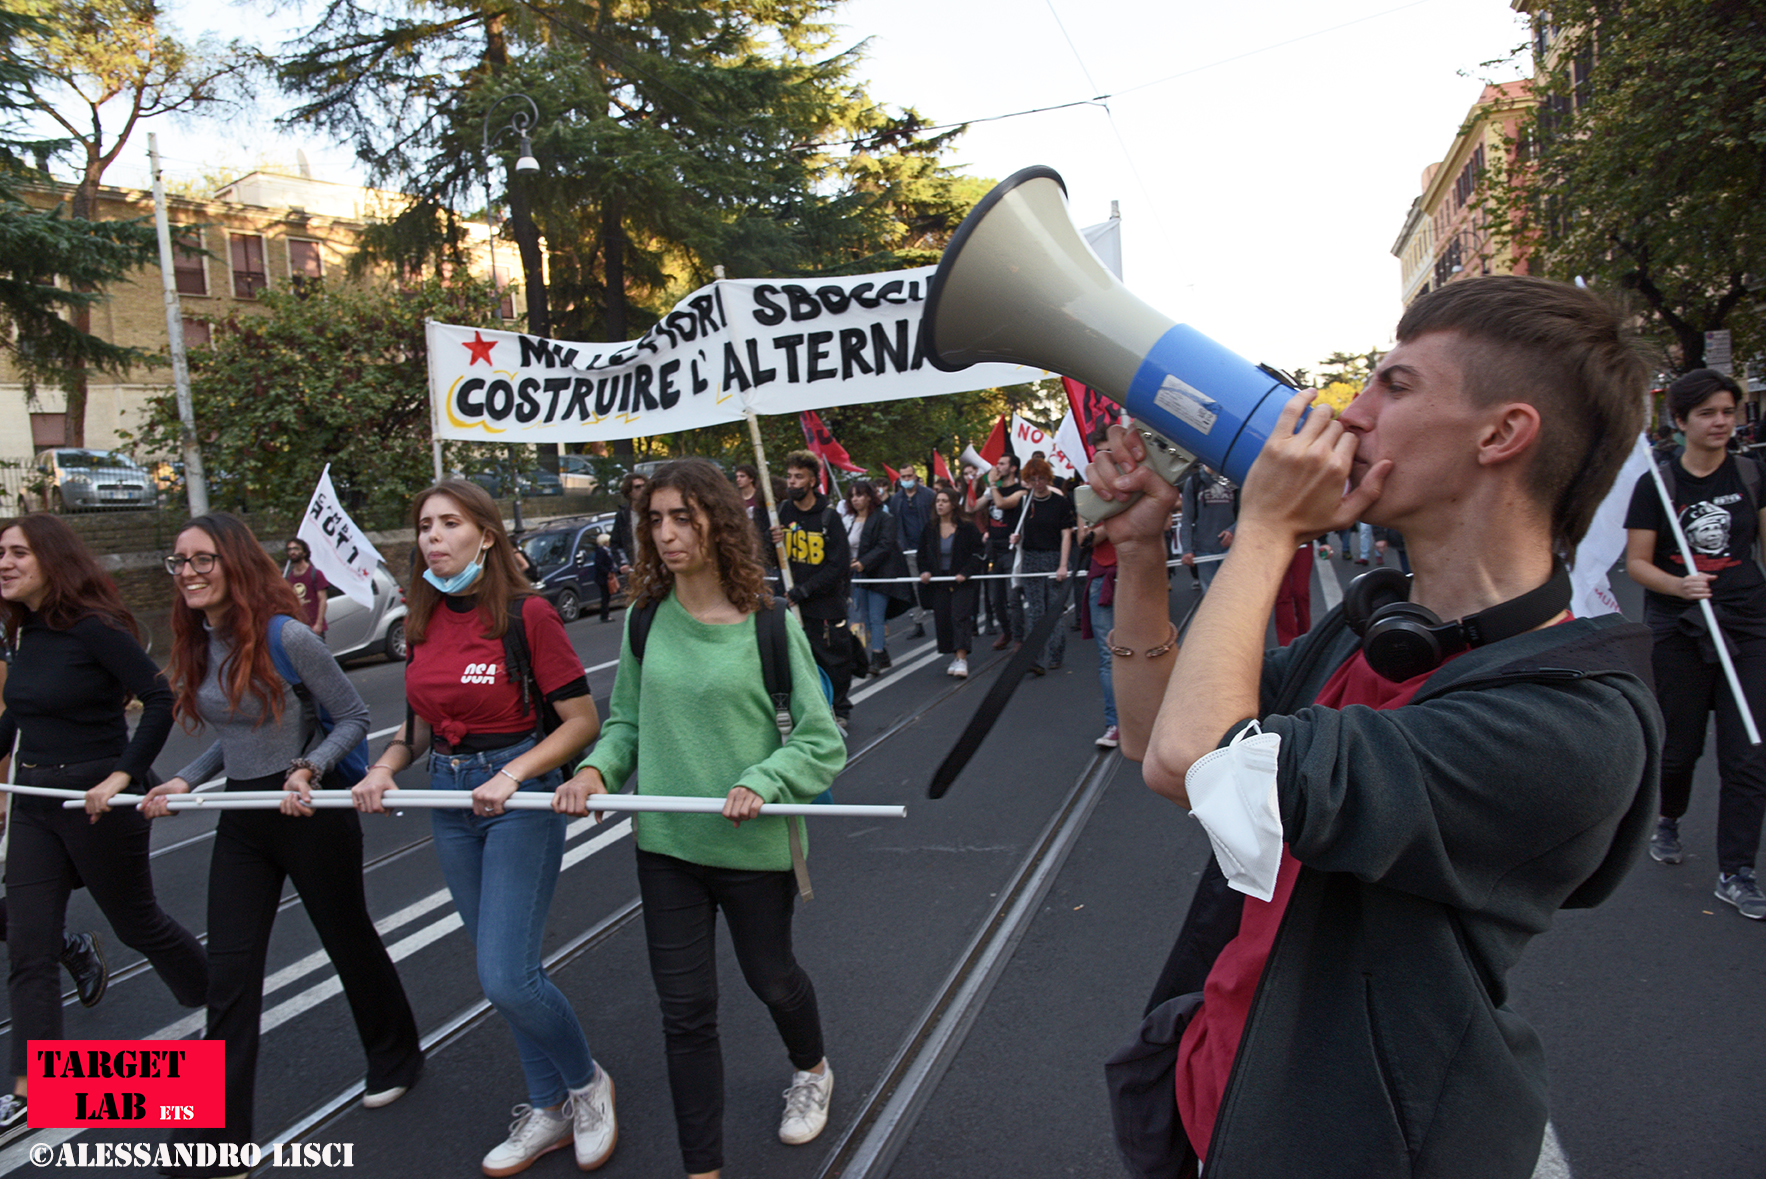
[745,407,799,618]
[1647,455,1760,744]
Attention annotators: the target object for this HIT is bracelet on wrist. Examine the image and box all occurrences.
[497,768,523,787]
[1105,622,1180,659]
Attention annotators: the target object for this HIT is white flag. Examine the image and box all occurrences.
[1569,435,1655,618]
[297,465,386,608]
[1053,408,1090,480]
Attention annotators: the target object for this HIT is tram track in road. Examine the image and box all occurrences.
[810,745,1119,1179]
[0,626,1038,1175]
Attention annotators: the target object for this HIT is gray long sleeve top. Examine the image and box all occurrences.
[173,618,370,785]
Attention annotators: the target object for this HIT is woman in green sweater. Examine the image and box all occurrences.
[559,459,844,1179]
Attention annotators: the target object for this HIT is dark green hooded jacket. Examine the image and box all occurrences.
[1198,609,1661,1179]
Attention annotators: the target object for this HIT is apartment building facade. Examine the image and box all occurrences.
[3,169,501,457]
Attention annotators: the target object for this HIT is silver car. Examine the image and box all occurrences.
[318,561,409,663]
[19,449,154,512]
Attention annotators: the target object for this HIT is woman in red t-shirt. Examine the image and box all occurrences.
[352,480,614,1176]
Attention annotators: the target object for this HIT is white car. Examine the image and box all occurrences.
[18,449,154,512]
[318,562,409,663]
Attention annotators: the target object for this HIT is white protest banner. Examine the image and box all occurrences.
[427,267,1041,444]
[1010,413,1079,477]
[297,465,386,608]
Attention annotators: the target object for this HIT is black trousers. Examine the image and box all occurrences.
[1653,627,1766,874]
[636,848,824,1175]
[929,581,978,655]
[7,759,208,1079]
[183,773,421,1160]
[802,614,854,720]
[985,537,1021,641]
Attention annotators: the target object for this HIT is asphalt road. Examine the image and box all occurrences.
[1,555,1759,1178]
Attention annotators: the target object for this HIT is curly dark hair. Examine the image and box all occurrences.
[630,460,771,613]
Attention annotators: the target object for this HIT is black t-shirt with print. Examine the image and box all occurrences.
[1625,453,1766,636]
[986,481,1025,541]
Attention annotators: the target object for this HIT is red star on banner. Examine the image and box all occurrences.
[463,331,497,366]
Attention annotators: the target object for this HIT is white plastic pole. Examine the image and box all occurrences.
[77,792,905,818]
[148,133,209,516]
[1647,457,1760,744]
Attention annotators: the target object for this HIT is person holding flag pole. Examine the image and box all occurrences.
[1624,368,1766,918]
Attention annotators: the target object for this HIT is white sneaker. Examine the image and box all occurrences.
[569,1067,617,1171]
[779,1062,833,1145]
[481,1103,571,1177]
[950,656,968,678]
[1095,724,1120,749]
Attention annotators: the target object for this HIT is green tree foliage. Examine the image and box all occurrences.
[275,0,977,339]
[1492,0,1766,369]
[129,276,504,524]
[0,7,159,404]
[13,0,247,443]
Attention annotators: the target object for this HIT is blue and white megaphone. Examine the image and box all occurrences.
[921,166,1299,521]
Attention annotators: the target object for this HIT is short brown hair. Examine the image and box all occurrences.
[1395,275,1649,554]
[1021,457,1055,482]
[784,450,820,476]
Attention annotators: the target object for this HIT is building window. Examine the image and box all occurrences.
[181,317,211,348]
[229,233,268,298]
[29,413,65,449]
[173,227,207,296]
[288,238,323,294]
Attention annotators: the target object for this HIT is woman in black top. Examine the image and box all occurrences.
[1009,458,1076,675]
[1624,369,1766,919]
[848,481,909,671]
[917,487,985,677]
[0,514,207,1140]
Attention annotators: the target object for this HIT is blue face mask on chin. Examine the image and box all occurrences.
[423,548,487,595]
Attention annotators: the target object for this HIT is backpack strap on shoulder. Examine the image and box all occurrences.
[754,598,794,744]
[754,597,813,901]
[500,598,545,743]
[629,598,661,662]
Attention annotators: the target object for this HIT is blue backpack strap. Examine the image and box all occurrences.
[266,614,300,689]
[265,614,370,784]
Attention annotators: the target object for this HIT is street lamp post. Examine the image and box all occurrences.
[481,94,543,535]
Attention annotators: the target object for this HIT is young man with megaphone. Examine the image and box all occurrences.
[1089,276,1661,1179]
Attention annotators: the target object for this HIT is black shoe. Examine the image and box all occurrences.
[1029,664,1046,677]
[0,1093,27,1148]
[1649,818,1683,864]
[874,651,892,672]
[1047,659,1063,670]
[60,931,107,1008]
[910,623,926,639]
[991,635,1011,651]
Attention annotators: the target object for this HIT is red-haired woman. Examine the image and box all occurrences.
[561,460,845,1179]
[352,480,612,1176]
[0,514,206,1146]
[142,513,420,1178]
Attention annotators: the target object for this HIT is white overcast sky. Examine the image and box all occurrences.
[117,0,1532,375]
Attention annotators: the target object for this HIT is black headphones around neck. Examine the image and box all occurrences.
[1343,560,1572,682]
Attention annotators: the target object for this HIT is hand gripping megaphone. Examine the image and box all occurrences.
[920,166,1299,522]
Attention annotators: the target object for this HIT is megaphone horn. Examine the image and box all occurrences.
[921,166,1298,517]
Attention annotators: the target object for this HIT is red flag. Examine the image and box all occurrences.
[978,416,1008,466]
[882,462,900,489]
[932,450,953,486]
[1061,377,1119,460]
[799,410,866,474]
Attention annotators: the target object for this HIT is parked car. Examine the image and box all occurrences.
[458,464,565,499]
[517,513,619,623]
[559,455,600,494]
[18,449,154,513]
[318,561,409,663]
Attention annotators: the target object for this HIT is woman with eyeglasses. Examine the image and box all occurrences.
[351,480,612,1176]
[0,514,207,1148]
[143,514,421,1178]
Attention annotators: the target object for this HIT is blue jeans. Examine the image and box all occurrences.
[850,584,890,653]
[1089,572,1117,728]
[428,738,596,1107]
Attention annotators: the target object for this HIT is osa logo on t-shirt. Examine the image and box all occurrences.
[461,662,501,685]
